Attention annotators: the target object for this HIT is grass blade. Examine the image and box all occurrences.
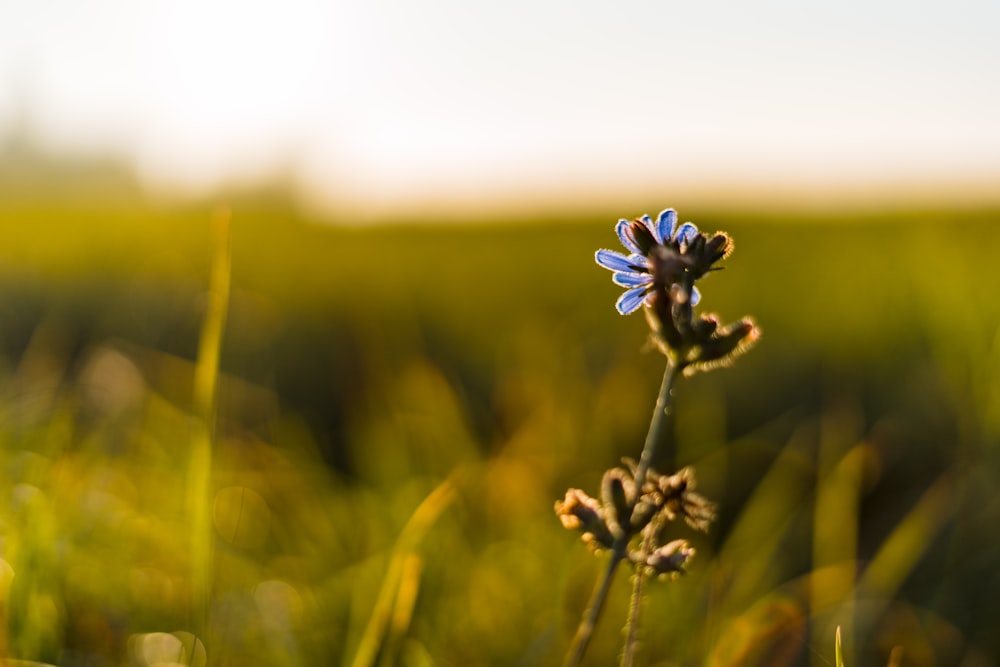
[187,206,233,654]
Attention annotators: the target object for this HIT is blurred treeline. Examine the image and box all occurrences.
[0,154,999,666]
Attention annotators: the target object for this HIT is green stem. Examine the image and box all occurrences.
[621,565,645,667]
[564,358,681,666]
[563,541,628,667]
[621,528,655,667]
[634,358,682,494]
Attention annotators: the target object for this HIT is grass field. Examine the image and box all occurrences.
[1,182,998,666]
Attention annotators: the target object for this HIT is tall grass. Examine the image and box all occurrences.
[187,206,232,659]
[0,193,998,665]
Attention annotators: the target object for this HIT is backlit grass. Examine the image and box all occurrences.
[1,189,998,665]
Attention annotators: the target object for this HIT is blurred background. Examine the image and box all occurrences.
[1,1,999,665]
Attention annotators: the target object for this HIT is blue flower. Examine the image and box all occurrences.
[595,209,701,315]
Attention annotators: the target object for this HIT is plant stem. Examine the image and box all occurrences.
[564,359,681,666]
[563,541,628,667]
[634,358,682,493]
[621,570,644,667]
[621,530,654,667]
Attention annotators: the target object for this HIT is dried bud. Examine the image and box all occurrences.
[658,467,691,496]
[691,314,719,339]
[601,468,634,539]
[646,539,695,577]
[654,467,717,533]
[555,489,614,550]
[685,318,761,376]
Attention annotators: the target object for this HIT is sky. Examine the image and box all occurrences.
[1,0,999,216]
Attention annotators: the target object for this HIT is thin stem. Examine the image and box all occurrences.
[564,358,682,666]
[563,541,628,667]
[621,528,655,667]
[634,358,682,494]
[621,565,645,667]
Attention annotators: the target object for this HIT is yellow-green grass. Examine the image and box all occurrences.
[1,191,998,665]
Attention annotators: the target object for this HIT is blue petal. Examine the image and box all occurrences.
[638,214,657,241]
[615,286,649,315]
[595,248,634,272]
[613,271,653,287]
[675,222,699,244]
[656,209,677,244]
[615,219,643,255]
[691,286,701,306]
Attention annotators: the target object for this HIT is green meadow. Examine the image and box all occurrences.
[1,179,998,665]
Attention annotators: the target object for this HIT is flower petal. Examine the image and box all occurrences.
[595,248,635,272]
[615,286,649,315]
[656,209,677,244]
[691,286,701,306]
[674,222,699,244]
[615,219,643,255]
[613,271,653,287]
[638,214,657,242]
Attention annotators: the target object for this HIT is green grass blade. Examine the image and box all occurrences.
[187,206,233,655]
[350,475,457,667]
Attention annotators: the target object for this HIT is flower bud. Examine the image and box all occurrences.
[555,489,615,550]
[688,318,760,374]
[691,314,719,339]
[689,232,732,278]
[646,539,695,577]
[601,468,634,538]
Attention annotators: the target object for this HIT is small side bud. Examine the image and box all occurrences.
[691,314,719,339]
[691,232,732,277]
[601,468,634,539]
[555,489,614,550]
[707,232,732,260]
[646,539,695,577]
[656,467,717,533]
[686,233,706,256]
[701,319,758,360]
[685,318,761,376]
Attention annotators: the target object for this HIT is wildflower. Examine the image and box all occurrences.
[559,205,758,666]
[595,209,702,315]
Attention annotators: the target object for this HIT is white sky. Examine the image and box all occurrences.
[1,0,999,214]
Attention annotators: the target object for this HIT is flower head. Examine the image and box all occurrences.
[593,207,755,371]
[594,209,703,315]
